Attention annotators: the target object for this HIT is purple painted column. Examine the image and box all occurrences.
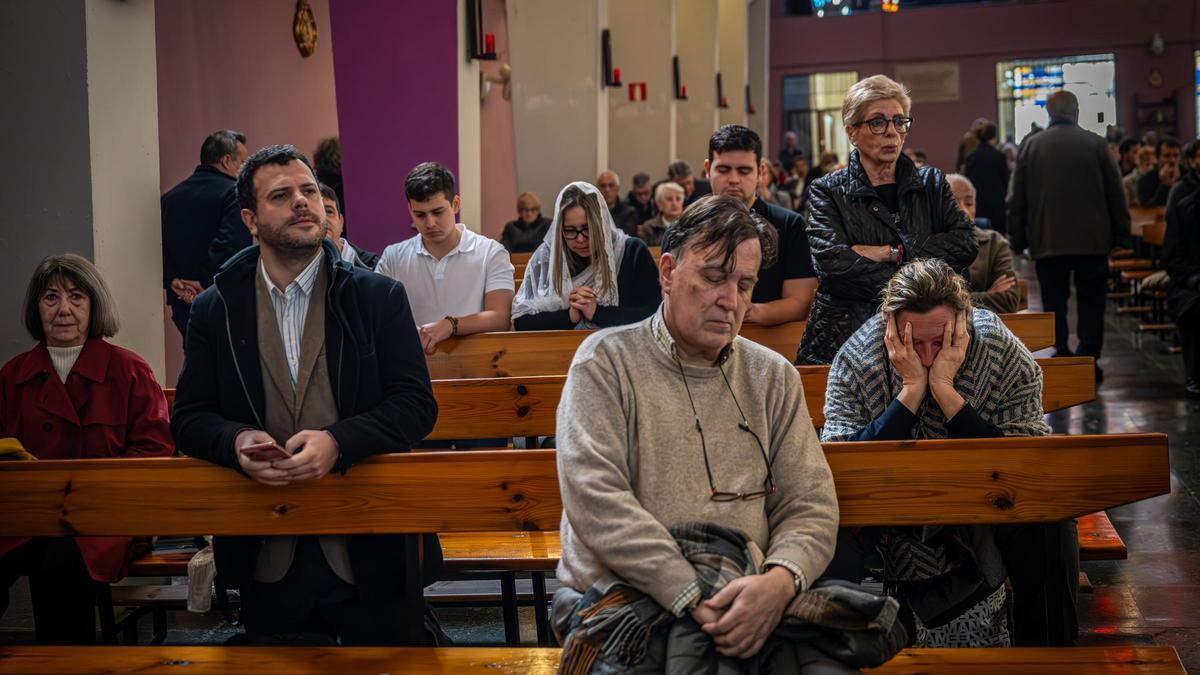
[329,0,460,253]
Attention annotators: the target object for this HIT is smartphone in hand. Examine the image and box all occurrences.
[239,441,290,462]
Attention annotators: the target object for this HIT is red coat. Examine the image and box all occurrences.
[0,338,173,582]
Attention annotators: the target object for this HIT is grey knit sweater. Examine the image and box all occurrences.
[822,308,1051,442]
[556,308,840,616]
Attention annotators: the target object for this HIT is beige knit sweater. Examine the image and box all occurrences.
[556,308,839,616]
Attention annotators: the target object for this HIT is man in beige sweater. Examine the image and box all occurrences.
[556,195,839,660]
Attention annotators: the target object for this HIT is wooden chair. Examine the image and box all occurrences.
[0,434,1180,673]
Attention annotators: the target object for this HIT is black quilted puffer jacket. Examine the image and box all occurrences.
[796,150,977,365]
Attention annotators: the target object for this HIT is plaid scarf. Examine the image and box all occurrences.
[558,523,906,674]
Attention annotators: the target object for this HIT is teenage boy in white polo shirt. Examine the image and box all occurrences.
[375,162,515,354]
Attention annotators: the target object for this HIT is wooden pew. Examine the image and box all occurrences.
[161,354,1093,440]
[425,356,1095,439]
[426,312,1056,380]
[0,645,1184,674]
[1129,206,1165,239]
[0,434,1177,673]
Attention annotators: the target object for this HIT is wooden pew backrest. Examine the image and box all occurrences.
[425,312,1054,380]
[426,356,1093,439]
[0,434,1168,535]
[427,321,808,378]
[163,353,1091,438]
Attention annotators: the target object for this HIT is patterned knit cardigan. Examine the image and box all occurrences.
[821,308,1051,442]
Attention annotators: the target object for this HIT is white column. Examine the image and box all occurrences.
[457,1,483,232]
[85,0,165,380]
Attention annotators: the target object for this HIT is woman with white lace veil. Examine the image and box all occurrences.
[512,181,661,330]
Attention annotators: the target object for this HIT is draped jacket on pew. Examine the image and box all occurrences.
[0,338,173,582]
[170,238,441,590]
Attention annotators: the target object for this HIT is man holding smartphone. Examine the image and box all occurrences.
[171,144,439,645]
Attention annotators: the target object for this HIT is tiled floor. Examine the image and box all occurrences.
[2,261,1197,669]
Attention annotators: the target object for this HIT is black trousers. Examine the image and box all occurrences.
[1179,307,1200,382]
[1035,255,1108,360]
[821,522,1079,647]
[239,536,406,646]
[0,538,100,644]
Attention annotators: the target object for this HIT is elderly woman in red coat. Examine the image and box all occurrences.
[0,254,172,644]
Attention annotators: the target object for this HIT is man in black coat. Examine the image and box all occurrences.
[160,130,247,338]
[171,145,439,645]
[1165,191,1200,398]
[1009,91,1129,377]
[963,122,1010,234]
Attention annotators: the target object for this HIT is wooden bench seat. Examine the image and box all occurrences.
[0,645,1183,673]
[127,549,198,577]
[1110,258,1155,271]
[1076,511,1126,561]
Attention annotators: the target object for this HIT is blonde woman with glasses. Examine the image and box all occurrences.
[512,181,660,330]
[797,74,977,365]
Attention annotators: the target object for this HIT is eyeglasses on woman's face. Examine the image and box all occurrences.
[561,226,590,241]
[857,115,914,135]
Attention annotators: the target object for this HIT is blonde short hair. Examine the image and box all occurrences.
[879,258,971,318]
[517,191,541,210]
[842,75,912,128]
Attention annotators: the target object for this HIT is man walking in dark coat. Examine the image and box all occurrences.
[171,145,440,645]
[160,130,247,338]
[1008,91,1130,379]
[963,122,1010,234]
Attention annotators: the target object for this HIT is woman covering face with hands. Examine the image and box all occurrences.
[819,259,1079,650]
[885,306,971,420]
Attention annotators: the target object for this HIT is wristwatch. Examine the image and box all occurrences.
[444,315,459,336]
[888,246,900,264]
[768,564,803,596]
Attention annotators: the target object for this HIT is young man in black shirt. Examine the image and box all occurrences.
[703,125,817,325]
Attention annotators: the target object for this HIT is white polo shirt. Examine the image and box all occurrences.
[375,224,515,326]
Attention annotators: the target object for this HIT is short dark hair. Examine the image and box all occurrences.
[708,124,762,164]
[662,195,778,272]
[313,137,341,174]
[1118,139,1138,155]
[236,144,315,212]
[632,172,651,188]
[1157,137,1181,157]
[1185,139,1200,162]
[319,182,340,212]
[667,160,694,179]
[405,162,457,203]
[23,254,120,341]
[913,149,928,161]
[977,123,998,144]
[200,130,246,166]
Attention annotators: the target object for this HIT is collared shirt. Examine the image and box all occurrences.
[260,250,324,389]
[375,224,515,326]
[337,238,362,267]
